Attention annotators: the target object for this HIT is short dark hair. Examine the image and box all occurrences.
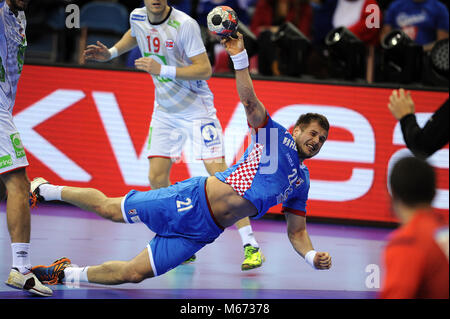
[389,156,436,206]
[295,113,330,131]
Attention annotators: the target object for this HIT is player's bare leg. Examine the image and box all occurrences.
[2,169,52,296]
[31,177,125,223]
[62,187,125,223]
[203,158,265,270]
[2,169,30,244]
[79,248,154,285]
[32,248,155,286]
[148,157,172,189]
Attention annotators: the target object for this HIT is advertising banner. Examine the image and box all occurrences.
[13,65,448,223]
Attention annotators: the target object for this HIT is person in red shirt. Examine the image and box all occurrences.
[331,0,381,45]
[250,0,312,37]
[379,156,449,299]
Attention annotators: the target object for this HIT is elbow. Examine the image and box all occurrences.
[203,65,212,80]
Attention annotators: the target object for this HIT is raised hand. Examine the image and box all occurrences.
[220,32,245,56]
[388,88,415,120]
[83,41,112,62]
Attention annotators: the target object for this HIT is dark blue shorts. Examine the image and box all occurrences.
[121,176,224,276]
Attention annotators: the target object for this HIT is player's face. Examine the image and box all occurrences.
[145,0,169,15]
[7,0,30,11]
[293,121,328,159]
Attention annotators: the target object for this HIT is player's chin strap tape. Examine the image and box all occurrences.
[305,250,317,269]
[231,49,249,70]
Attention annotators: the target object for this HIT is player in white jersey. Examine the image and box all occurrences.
[83,0,264,270]
[0,0,52,296]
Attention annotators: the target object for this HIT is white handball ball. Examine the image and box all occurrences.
[207,6,238,37]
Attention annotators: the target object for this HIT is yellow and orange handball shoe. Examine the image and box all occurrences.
[241,244,265,271]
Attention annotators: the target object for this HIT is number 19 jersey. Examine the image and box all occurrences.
[130,7,215,116]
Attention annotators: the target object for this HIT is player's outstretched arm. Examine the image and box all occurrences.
[84,29,137,62]
[285,213,332,270]
[221,33,267,128]
[134,51,212,81]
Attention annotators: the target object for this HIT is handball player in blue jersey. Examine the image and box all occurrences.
[30,33,332,286]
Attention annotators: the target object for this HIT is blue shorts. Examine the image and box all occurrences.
[121,176,224,276]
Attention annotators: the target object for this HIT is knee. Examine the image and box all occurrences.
[123,267,147,284]
[96,198,123,223]
[127,272,146,284]
[4,175,30,199]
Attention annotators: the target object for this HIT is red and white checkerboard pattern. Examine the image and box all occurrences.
[225,143,264,196]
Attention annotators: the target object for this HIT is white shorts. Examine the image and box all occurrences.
[146,110,225,162]
[0,110,28,175]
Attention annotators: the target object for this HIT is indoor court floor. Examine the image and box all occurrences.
[0,202,393,299]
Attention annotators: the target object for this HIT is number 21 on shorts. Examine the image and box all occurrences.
[177,198,193,212]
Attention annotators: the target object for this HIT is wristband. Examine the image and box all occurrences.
[305,250,317,269]
[160,65,177,79]
[108,47,118,60]
[230,49,249,70]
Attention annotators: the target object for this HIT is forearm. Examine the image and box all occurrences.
[400,101,449,158]
[288,229,314,258]
[112,29,138,57]
[173,62,212,81]
[235,68,266,127]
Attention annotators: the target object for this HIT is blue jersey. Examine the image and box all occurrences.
[384,0,449,45]
[215,115,310,219]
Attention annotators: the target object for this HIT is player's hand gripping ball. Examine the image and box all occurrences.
[207,6,238,37]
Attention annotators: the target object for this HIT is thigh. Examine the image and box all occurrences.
[148,235,205,276]
[122,187,177,231]
[126,247,156,279]
[189,115,225,161]
[0,167,29,194]
[0,115,28,175]
[146,114,186,160]
[203,157,228,175]
[148,157,172,181]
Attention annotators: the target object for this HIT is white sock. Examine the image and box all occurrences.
[11,243,31,274]
[63,266,90,284]
[38,184,64,201]
[238,225,259,248]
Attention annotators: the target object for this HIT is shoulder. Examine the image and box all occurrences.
[264,115,287,132]
[171,8,198,27]
[432,0,449,13]
[130,7,147,22]
[388,213,443,249]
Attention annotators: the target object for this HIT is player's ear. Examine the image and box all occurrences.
[292,125,301,138]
